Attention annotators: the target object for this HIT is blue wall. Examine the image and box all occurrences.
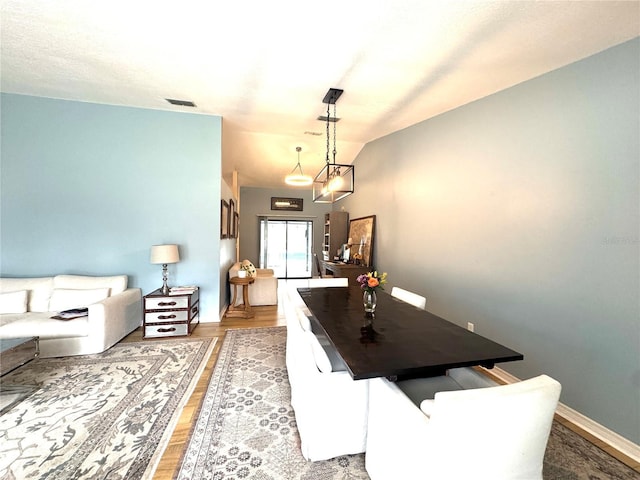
[1,94,222,321]
[340,38,640,443]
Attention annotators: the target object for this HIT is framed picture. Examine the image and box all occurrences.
[229,198,236,238]
[348,215,376,267]
[271,197,303,211]
[233,211,239,239]
[221,200,229,239]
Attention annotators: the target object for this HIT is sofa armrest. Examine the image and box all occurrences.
[256,268,274,276]
[87,288,142,350]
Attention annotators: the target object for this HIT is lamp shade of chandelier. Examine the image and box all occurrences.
[312,88,355,203]
[285,146,313,186]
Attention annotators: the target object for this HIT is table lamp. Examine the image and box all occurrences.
[150,244,180,295]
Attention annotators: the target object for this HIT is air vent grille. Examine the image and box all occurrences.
[166,98,196,107]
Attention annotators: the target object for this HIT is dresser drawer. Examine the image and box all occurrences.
[144,323,189,338]
[145,296,189,310]
[144,310,189,323]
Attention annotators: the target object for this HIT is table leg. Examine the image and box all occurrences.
[242,285,252,314]
[231,284,239,307]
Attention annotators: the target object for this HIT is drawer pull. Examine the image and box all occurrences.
[157,327,177,333]
[158,301,177,307]
[191,306,198,313]
[158,314,177,320]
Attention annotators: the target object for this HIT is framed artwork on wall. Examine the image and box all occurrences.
[270,197,303,211]
[221,200,229,239]
[348,215,376,267]
[233,211,239,239]
[229,198,236,238]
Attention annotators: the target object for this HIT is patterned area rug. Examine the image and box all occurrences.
[177,327,639,480]
[0,337,215,480]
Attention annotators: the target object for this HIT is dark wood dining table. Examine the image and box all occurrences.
[297,286,524,381]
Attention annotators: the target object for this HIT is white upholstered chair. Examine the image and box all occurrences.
[284,294,369,461]
[391,286,426,309]
[307,277,348,288]
[365,374,561,480]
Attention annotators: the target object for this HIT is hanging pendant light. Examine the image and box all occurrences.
[285,146,313,186]
[313,88,354,203]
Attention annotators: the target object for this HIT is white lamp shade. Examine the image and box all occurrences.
[150,244,180,264]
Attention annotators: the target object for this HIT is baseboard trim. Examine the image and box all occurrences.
[479,366,640,464]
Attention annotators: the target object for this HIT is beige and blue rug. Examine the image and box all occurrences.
[0,337,215,480]
[177,327,639,480]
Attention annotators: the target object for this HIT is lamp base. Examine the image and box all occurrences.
[161,263,170,295]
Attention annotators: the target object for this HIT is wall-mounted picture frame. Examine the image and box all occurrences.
[221,199,229,239]
[348,215,376,267]
[233,211,239,239]
[229,198,236,238]
[271,197,303,211]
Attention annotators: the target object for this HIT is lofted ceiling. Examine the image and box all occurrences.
[1,1,638,189]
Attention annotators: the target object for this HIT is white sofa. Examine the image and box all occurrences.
[228,261,278,306]
[0,275,142,358]
[284,285,369,461]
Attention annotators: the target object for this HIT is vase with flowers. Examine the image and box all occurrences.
[356,271,388,315]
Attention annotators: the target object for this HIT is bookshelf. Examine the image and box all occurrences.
[322,211,349,260]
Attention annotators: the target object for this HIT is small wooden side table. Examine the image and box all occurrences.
[227,276,255,318]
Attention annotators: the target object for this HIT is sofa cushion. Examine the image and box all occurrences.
[0,290,28,314]
[0,277,54,312]
[256,268,275,277]
[49,288,110,312]
[53,275,127,295]
[0,311,89,338]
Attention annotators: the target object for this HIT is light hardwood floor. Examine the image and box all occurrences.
[121,304,286,480]
[122,301,639,478]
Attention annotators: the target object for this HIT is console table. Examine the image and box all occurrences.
[320,261,369,286]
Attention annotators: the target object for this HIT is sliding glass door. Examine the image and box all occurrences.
[259,219,313,278]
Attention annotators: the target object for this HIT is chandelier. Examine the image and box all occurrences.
[284,146,313,186]
[312,88,354,203]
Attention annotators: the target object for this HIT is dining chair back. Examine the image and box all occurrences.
[313,253,334,278]
[365,374,561,480]
[308,277,349,288]
[391,286,426,309]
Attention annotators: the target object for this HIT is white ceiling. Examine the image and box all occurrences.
[1,1,638,188]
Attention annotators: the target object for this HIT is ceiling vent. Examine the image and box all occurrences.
[165,98,196,107]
